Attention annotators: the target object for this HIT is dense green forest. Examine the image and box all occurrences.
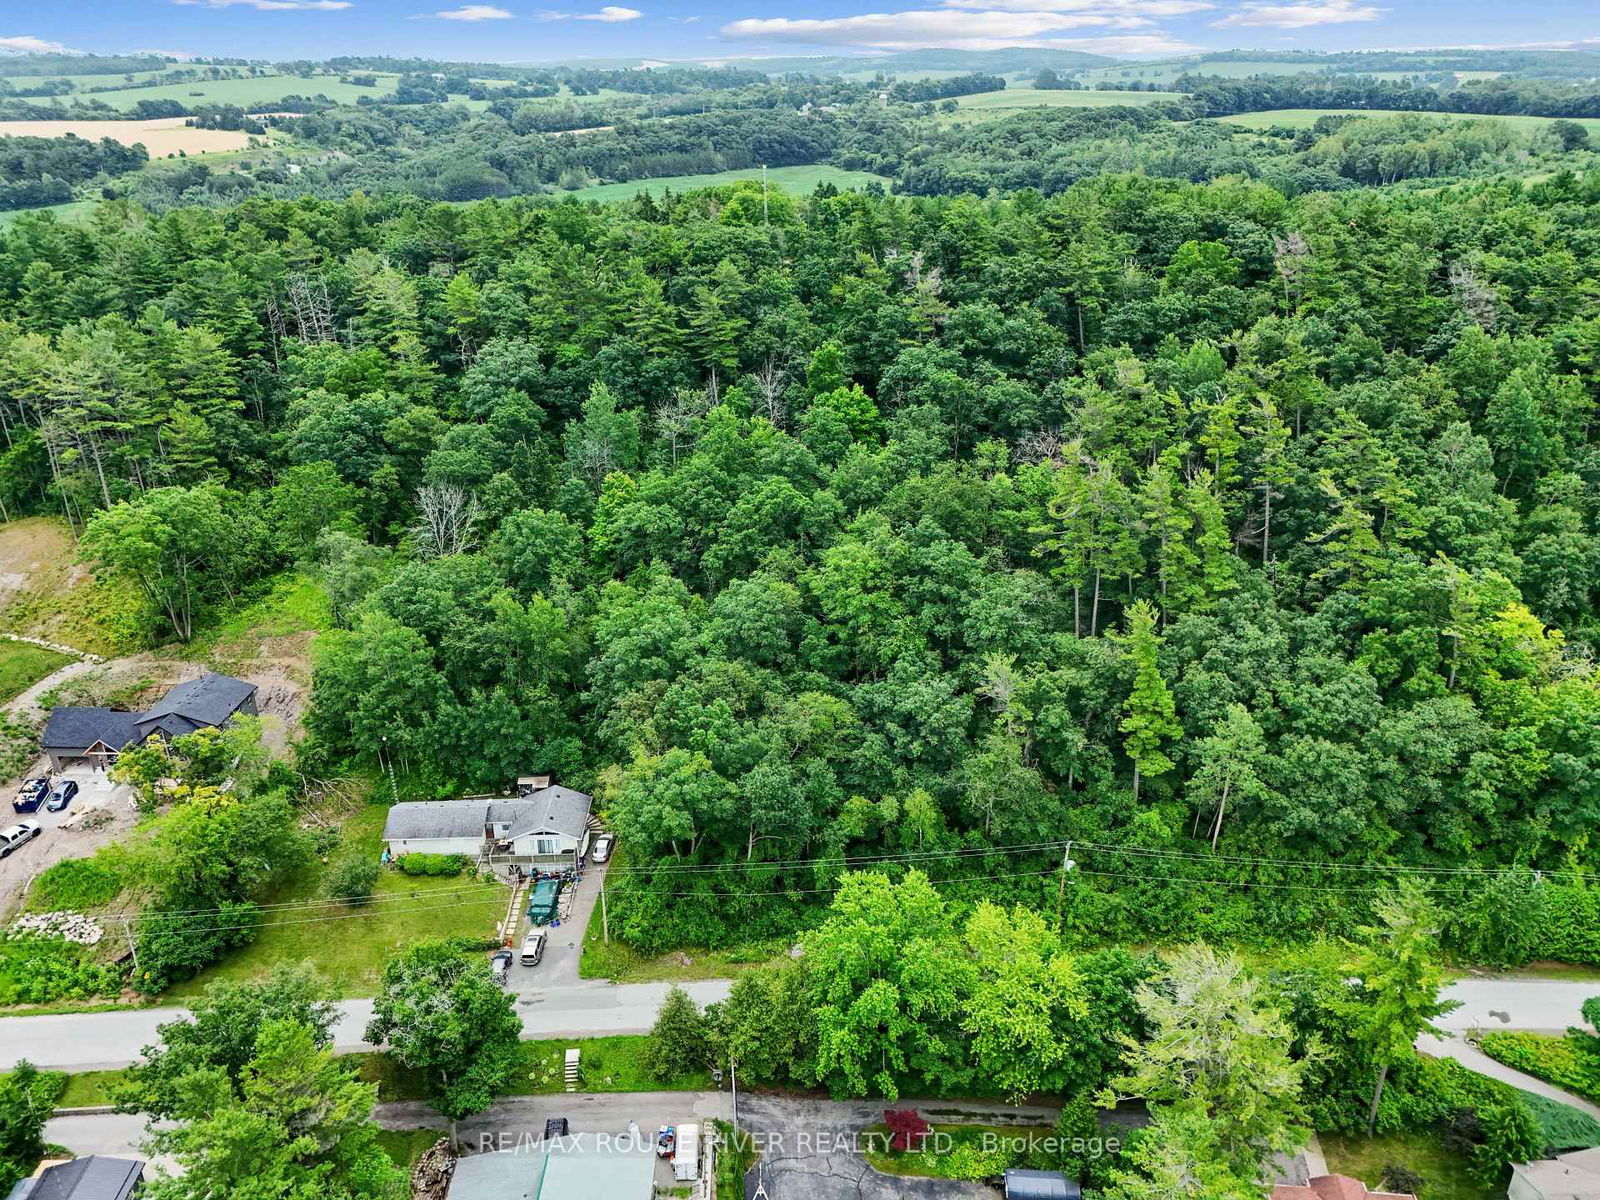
[3,160,1600,971]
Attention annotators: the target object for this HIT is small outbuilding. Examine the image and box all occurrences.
[1004,1168,1082,1200]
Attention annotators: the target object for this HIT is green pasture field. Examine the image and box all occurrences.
[564,164,889,203]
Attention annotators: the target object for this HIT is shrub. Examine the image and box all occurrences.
[1381,1165,1424,1194]
[884,1109,930,1152]
[0,939,123,1006]
[645,985,708,1080]
[29,859,121,912]
[395,853,466,877]
[325,857,380,905]
[1471,1101,1544,1182]
[1480,1031,1600,1104]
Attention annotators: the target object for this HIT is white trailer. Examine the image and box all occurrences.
[673,1121,700,1181]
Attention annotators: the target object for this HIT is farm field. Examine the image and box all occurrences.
[1220,108,1600,134]
[77,72,399,112]
[940,87,1179,123]
[564,164,889,203]
[0,200,96,229]
[0,116,256,154]
[0,70,170,91]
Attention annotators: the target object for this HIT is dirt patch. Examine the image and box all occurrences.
[0,118,253,156]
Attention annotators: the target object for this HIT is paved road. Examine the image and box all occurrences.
[1438,976,1600,1035]
[2,972,1591,1073]
[0,979,734,1070]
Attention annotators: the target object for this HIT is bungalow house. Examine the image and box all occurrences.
[1272,1175,1416,1200]
[6,1155,143,1200]
[382,780,593,868]
[41,671,259,772]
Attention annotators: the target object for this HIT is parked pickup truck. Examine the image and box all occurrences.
[526,878,562,926]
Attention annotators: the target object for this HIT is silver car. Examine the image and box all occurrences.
[0,820,41,858]
[591,832,615,863]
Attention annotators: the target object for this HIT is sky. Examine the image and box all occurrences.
[3,0,1598,65]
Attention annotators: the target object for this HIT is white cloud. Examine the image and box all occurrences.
[942,0,1212,13]
[173,0,353,10]
[430,3,514,16]
[718,9,1191,50]
[1212,0,1380,28]
[0,34,83,53]
[541,3,640,16]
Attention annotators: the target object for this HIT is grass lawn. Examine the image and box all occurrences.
[355,1034,711,1103]
[0,641,72,704]
[1220,108,1600,135]
[1320,1131,1502,1200]
[57,1069,125,1108]
[375,1128,442,1172]
[165,804,506,1000]
[564,165,889,204]
[862,1122,1055,1179]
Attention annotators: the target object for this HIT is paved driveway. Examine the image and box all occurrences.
[509,858,610,991]
[738,1094,1064,1200]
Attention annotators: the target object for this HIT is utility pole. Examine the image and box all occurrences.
[381,735,398,806]
[122,915,138,971]
[731,1056,739,1134]
[762,164,769,227]
[1056,840,1074,923]
[601,883,610,945]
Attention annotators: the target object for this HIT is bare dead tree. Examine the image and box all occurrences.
[653,386,711,470]
[1014,429,1066,466]
[285,274,336,345]
[1273,232,1310,310]
[412,484,482,558]
[1448,262,1499,331]
[751,356,790,429]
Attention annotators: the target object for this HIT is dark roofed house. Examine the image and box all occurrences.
[6,1155,143,1200]
[41,671,259,773]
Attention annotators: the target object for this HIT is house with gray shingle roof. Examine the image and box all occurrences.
[383,779,593,866]
[6,1155,143,1200]
[41,671,258,772]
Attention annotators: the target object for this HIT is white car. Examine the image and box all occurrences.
[521,930,546,966]
[0,820,41,858]
[591,832,615,863]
